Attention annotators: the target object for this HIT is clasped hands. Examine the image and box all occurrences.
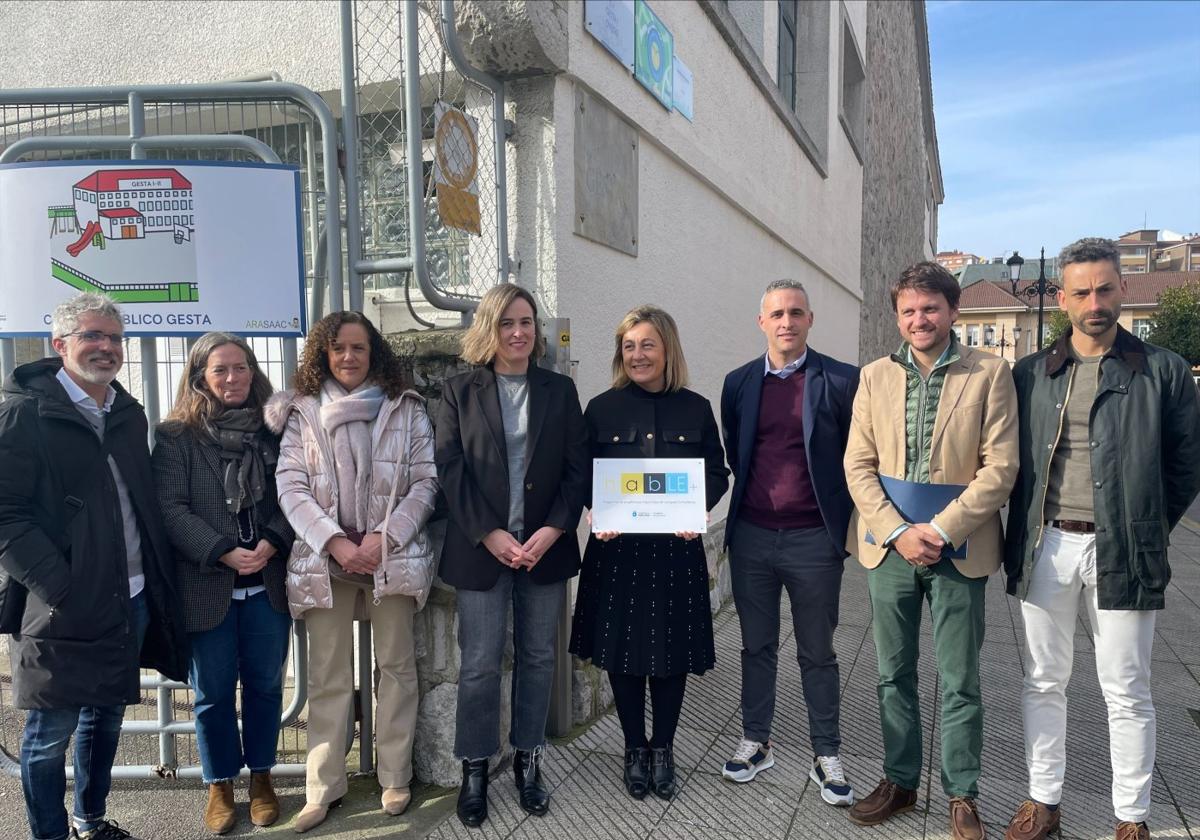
[483,526,564,571]
[893,523,945,567]
[327,532,385,576]
[586,510,707,542]
[219,539,278,576]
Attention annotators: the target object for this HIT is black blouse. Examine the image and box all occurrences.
[584,384,730,511]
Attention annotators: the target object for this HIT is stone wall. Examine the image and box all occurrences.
[858,0,938,363]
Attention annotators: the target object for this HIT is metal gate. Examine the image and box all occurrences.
[0,80,342,780]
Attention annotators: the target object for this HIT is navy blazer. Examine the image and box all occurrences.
[719,349,859,552]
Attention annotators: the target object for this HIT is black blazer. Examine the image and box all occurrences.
[720,349,859,550]
[585,384,729,511]
[152,422,293,633]
[435,363,588,590]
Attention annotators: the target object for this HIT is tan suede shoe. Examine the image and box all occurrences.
[249,771,281,827]
[204,781,236,835]
[293,798,341,834]
[381,786,412,816]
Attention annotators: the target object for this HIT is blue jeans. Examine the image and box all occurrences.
[454,570,565,759]
[21,593,149,840]
[189,591,292,783]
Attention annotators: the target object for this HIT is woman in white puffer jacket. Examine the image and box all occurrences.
[265,311,437,833]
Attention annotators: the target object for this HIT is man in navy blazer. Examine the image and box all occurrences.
[718,279,860,806]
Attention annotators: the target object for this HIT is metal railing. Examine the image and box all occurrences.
[0,81,345,781]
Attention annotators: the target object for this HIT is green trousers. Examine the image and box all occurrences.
[867,550,987,797]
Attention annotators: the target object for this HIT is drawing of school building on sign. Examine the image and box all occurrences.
[48,166,199,303]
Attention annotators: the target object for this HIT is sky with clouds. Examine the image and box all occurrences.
[926,0,1200,261]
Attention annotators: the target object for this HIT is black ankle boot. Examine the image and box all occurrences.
[623,747,651,799]
[650,745,676,799]
[457,758,489,827]
[513,746,550,816]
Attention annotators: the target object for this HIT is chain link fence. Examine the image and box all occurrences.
[351,0,503,304]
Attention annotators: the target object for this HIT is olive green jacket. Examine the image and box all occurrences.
[1004,327,1200,609]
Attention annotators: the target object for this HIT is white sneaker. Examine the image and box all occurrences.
[809,754,856,806]
[721,738,774,783]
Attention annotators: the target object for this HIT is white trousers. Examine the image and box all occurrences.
[1019,526,1157,822]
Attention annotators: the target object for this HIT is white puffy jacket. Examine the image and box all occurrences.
[265,388,438,617]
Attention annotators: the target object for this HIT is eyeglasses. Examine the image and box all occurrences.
[64,330,125,346]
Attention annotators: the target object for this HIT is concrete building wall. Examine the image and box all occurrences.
[544,0,864,415]
[858,0,942,362]
[0,2,341,91]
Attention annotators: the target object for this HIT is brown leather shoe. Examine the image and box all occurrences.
[204,781,236,835]
[1005,800,1061,840]
[847,778,918,826]
[249,771,281,827]
[950,796,987,840]
[1115,822,1149,840]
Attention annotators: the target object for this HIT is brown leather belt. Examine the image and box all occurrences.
[1047,519,1096,533]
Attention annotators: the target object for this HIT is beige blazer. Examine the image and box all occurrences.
[844,344,1018,578]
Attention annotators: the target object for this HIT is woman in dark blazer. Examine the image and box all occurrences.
[152,332,294,835]
[569,305,729,801]
[436,283,588,828]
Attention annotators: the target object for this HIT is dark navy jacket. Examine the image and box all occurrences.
[720,349,859,552]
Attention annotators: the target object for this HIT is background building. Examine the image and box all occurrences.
[936,249,980,272]
[956,270,1200,362]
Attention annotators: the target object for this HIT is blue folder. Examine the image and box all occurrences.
[864,475,968,559]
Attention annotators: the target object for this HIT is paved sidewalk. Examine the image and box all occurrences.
[426,515,1200,840]
[2,510,1198,838]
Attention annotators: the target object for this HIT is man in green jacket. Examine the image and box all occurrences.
[1002,238,1200,840]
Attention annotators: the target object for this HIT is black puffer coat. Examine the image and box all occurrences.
[0,358,189,708]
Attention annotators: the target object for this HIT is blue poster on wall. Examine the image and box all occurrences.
[634,0,673,110]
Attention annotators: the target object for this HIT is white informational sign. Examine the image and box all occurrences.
[0,160,306,337]
[591,457,707,534]
[585,0,636,73]
[673,55,694,122]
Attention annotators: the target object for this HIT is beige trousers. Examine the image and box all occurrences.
[302,577,418,803]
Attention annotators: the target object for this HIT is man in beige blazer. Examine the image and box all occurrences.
[843,262,1018,840]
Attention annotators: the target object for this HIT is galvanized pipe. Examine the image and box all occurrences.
[339,0,366,313]
[396,0,475,314]
[439,0,511,283]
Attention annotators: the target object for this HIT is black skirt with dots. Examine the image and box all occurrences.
[569,532,715,678]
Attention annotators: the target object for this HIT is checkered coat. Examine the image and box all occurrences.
[151,422,293,633]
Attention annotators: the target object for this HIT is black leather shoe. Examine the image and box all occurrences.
[623,747,651,799]
[457,758,489,827]
[650,745,677,799]
[513,746,550,816]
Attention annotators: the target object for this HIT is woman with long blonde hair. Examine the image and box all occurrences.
[435,283,589,827]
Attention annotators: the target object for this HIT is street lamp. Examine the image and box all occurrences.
[1008,247,1059,351]
[983,324,1023,360]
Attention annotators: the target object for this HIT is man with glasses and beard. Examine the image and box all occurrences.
[0,292,187,840]
[1002,239,1200,840]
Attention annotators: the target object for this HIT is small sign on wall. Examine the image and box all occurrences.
[634,0,673,110]
[584,0,635,73]
[673,56,694,122]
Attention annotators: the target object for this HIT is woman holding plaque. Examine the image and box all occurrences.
[435,283,589,828]
[569,305,729,801]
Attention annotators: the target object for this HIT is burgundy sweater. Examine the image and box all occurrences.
[739,371,824,530]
